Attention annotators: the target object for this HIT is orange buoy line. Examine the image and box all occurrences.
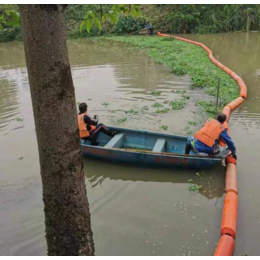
[157,32,248,256]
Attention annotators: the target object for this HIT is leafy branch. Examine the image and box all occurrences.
[80,4,141,33]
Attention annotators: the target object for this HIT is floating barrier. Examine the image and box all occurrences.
[227,97,244,111]
[214,235,235,256]
[157,32,248,256]
[221,190,238,238]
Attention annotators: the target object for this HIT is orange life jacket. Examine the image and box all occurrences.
[78,113,96,138]
[194,119,227,148]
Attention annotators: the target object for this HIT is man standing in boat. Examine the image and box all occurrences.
[185,113,237,159]
[78,102,117,145]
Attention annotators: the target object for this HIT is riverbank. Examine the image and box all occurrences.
[102,36,239,116]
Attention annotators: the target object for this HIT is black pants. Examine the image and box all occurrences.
[83,123,113,144]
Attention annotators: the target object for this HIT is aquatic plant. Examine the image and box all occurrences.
[151,91,161,96]
[102,102,109,107]
[152,102,163,108]
[160,125,168,130]
[125,109,138,114]
[156,108,169,113]
[189,183,202,192]
[169,99,187,110]
[117,117,127,123]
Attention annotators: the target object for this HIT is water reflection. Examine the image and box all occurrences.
[84,157,225,199]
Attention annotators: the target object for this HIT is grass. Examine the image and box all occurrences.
[16,117,24,121]
[105,36,239,115]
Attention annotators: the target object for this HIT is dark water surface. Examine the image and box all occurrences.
[0,33,259,255]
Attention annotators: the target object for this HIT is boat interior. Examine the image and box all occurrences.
[81,127,189,154]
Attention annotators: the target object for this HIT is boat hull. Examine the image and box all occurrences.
[81,127,221,169]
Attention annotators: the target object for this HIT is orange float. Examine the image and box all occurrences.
[240,84,247,99]
[227,97,244,111]
[222,106,231,121]
[236,77,245,86]
[214,235,235,256]
[230,72,240,81]
[157,32,247,256]
[225,163,238,194]
[222,66,232,75]
[221,191,238,238]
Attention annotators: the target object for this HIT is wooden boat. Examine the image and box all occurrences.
[81,127,222,169]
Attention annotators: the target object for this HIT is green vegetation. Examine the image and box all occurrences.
[108,36,239,115]
[181,95,190,100]
[172,89,186,94]
[151,91,161,96]
[0,5,21,42]
[125,109,138,114]
[102,102,109,107]
[141,4,260,34]
[18,156,23,160]
[117,117,127,123]
[16,117,23,121]
[169,99,187,110]
[152,102,163,108]
[2,5,260,42]
[156,108,169,113]
[160,125,168,130]
[189,183,203,192]
[0,4,145,42]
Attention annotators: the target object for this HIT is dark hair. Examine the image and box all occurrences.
[79,102,87,113]
[217,113,227,123]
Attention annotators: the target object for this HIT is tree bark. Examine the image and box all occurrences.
[19,5,94,256]
[246,15,250,32]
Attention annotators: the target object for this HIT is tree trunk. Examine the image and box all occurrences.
[246,15,250,32]
[19,5,94,256]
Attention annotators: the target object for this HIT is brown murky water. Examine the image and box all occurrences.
[0,33,259,255]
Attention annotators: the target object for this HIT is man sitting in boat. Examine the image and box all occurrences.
[185,113,237,159]
[78,102,117,145]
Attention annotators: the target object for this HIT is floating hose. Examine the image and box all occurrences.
[157,32,248,256]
